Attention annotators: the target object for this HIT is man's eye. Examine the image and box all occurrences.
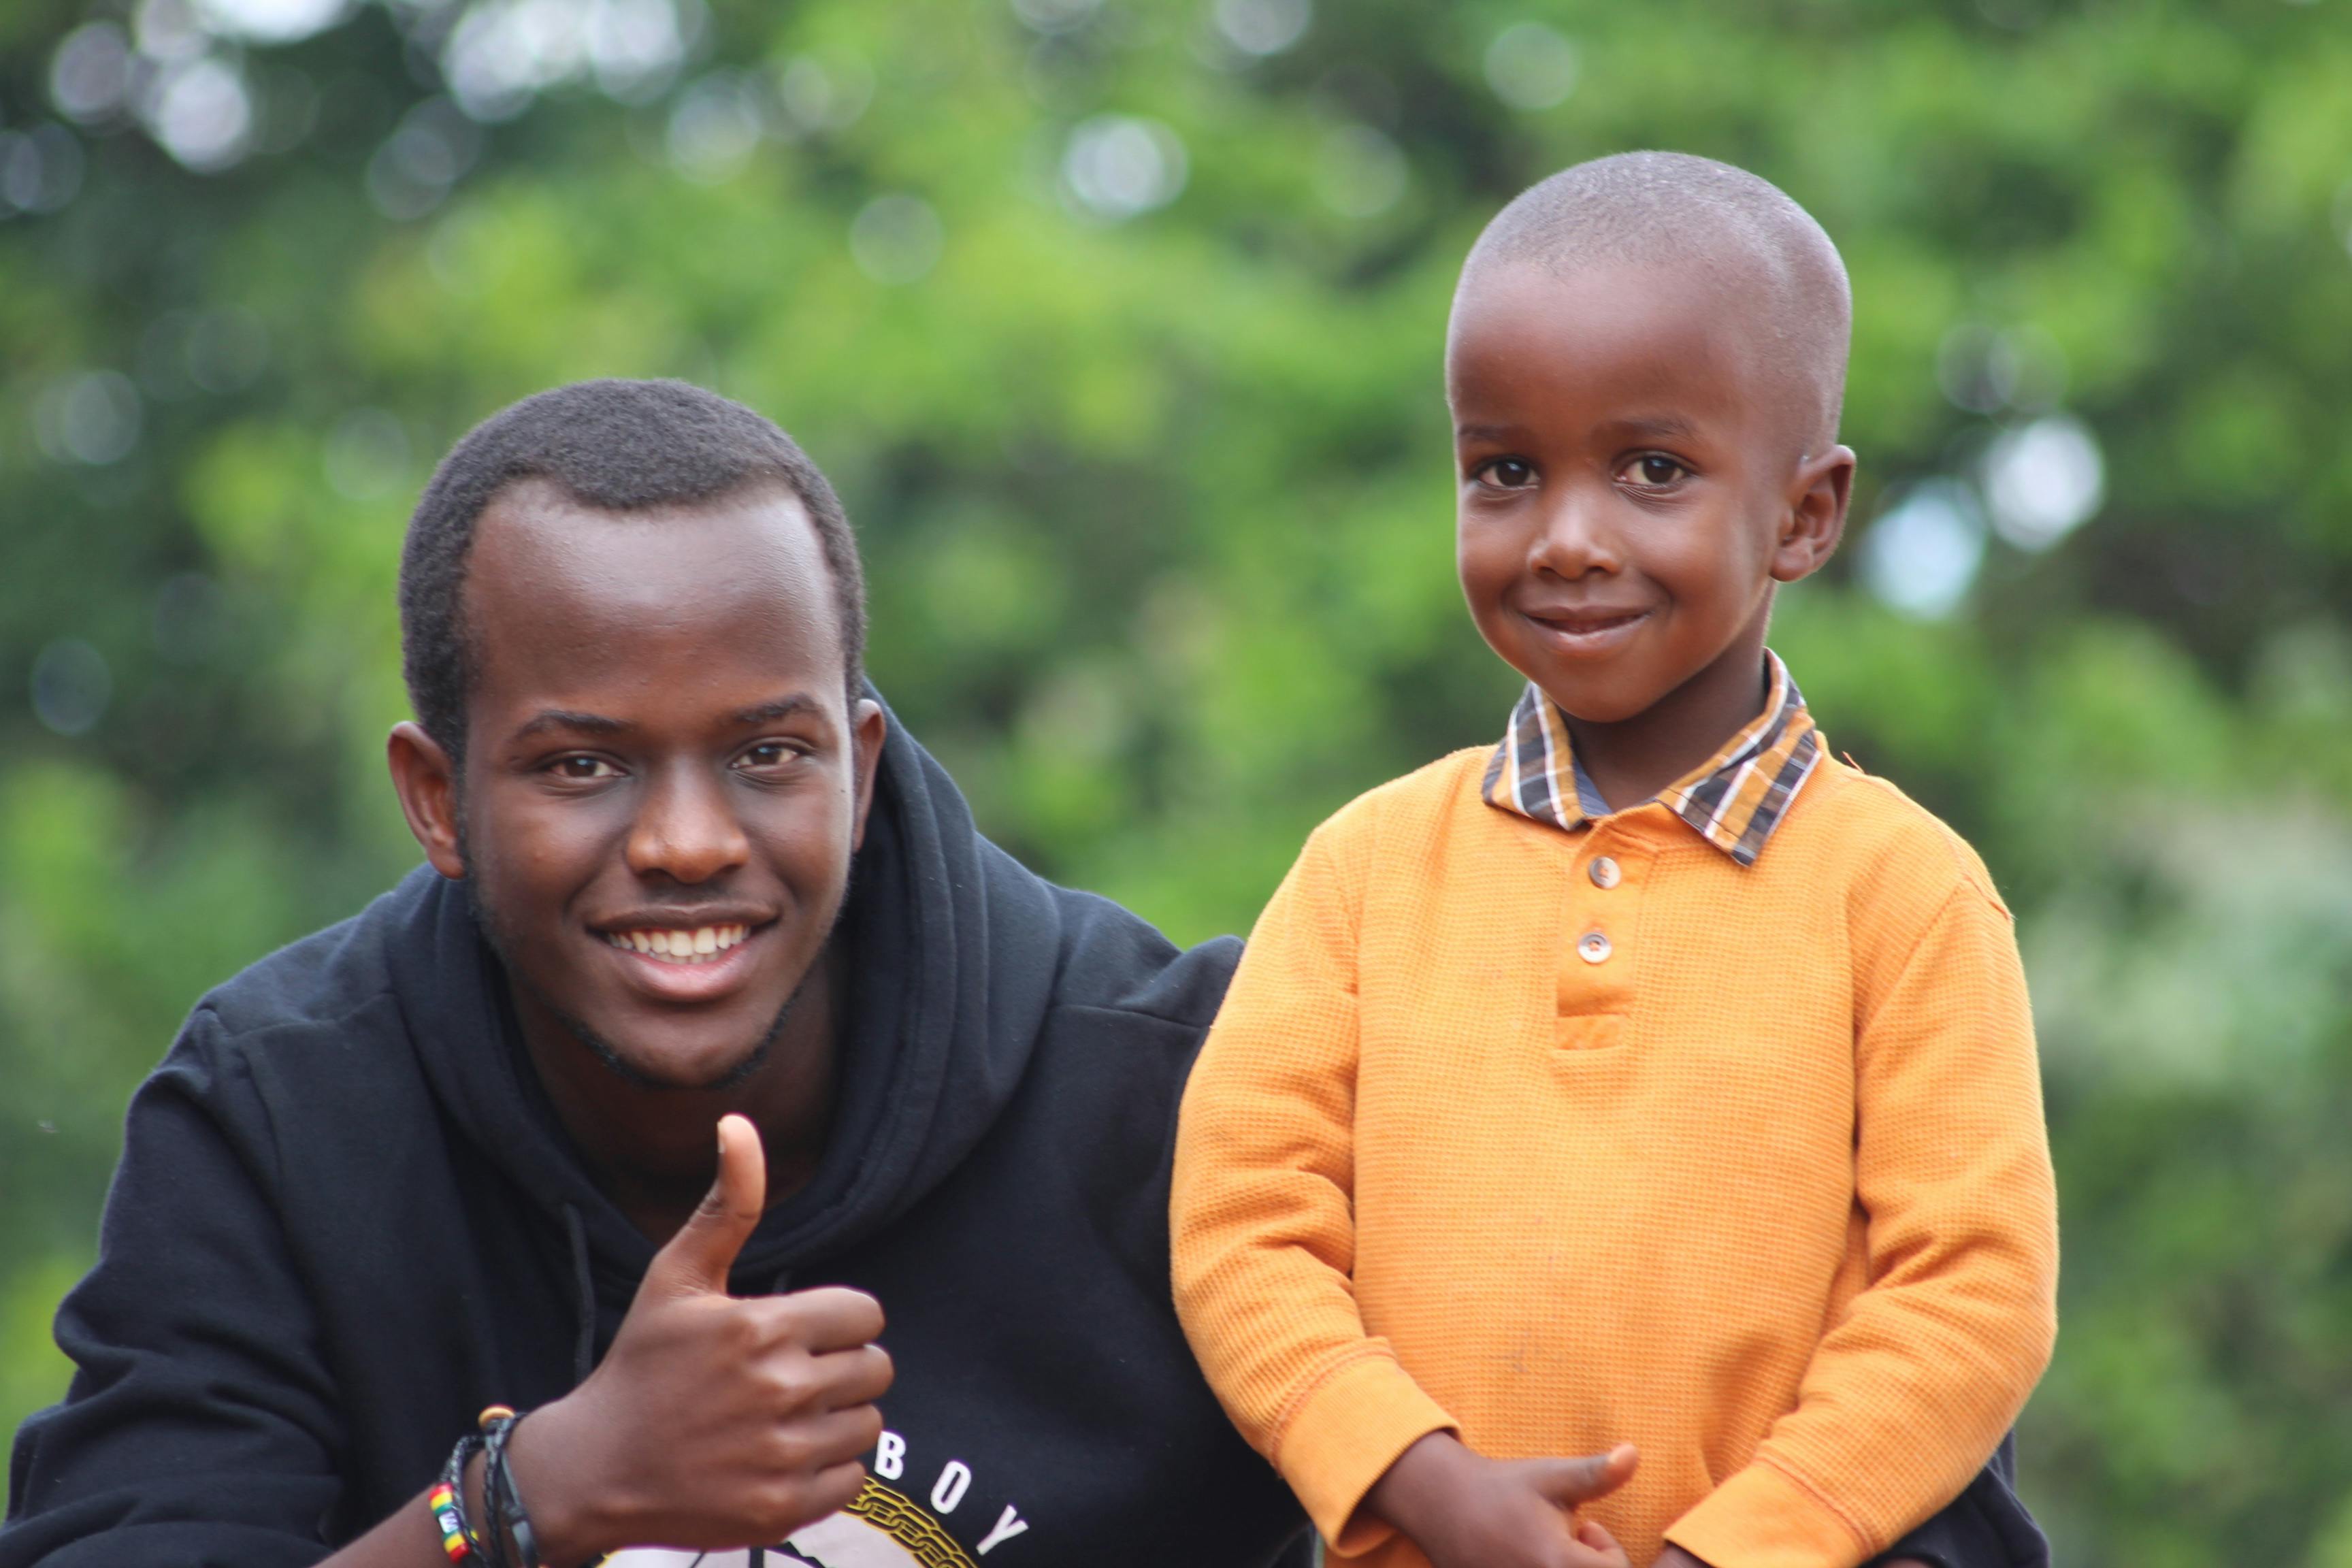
[1475,457,1537,489]
[735,742,802,770]
[551,756,621,781]
[1625,454,1688,487]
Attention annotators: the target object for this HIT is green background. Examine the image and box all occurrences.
[5,0,2352,1562]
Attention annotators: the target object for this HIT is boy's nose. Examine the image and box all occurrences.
[1529,487,1624,578]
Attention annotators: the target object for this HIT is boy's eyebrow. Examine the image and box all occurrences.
[1452,415,1705,444]
[1609,414,1701,441]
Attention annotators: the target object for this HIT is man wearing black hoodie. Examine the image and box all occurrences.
[4,381,2044,1568]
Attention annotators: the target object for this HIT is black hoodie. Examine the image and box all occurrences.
[2,715,1309,1568]
[5,715,2038,1568]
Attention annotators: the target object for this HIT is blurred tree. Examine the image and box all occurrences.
[3,0,2351,1563]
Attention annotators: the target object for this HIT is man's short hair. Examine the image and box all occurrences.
[1463,150,1852,454]
[398,378,866,762]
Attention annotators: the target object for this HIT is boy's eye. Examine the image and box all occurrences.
[550,755,622,781]
[1474,457,1537,489]
[1623,454,1688,488]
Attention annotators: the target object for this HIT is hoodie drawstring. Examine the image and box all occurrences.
[562,1203,595,1385]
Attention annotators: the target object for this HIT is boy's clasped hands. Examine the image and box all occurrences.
[1364,1431,1935,1568]
[1365,1432,1638,1568]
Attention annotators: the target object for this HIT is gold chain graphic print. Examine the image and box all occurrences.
[602,1430,1030,1568]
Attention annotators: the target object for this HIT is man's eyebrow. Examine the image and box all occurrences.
[731,695,823,726]
[513,709,630,740]
[1452,423,1522,444]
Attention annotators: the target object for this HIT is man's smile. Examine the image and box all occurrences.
[599,921,757,964]
[589,910,782,1004]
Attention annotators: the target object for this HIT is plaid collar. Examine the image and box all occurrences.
[1480,651,1823,867]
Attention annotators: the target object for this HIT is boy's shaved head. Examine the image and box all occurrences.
[1460,150,1851,455]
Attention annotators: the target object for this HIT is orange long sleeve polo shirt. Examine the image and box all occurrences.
[1170,741,2059,1568]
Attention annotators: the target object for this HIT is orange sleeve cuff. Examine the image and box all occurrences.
[1664,1458,1872,1568]
[1273,1353,1458,1556]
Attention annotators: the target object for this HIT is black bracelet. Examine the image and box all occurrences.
[472,1403,612,1568]
[480,1424,517,1568]
[478,1405,542,1568]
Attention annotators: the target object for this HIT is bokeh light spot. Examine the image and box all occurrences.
[850,194,945,285]
[1060,116,1188,223]
[0,126,86,218]
[1010,0,1103,35]
[144,55,255,172]
[323,409,412,501]
[191,0,350,45]
[666,73,766,184]
[1984,414,2104,551]
[49,24,135,126]
[776,55,872,136]
[1938,321,2067,416]
[365,99,483,220]
[35,372,144,467]
[1860,480,1987,621]
[1317,124,1406,218]
[1484,22,1579,111]
[1212,0,1311,57]
[30,640,113,738]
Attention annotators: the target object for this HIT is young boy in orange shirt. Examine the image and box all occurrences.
[1170,152,2059,1568]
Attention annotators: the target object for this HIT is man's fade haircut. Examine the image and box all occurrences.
[398,378,866,762]
[1462,150,1853,454]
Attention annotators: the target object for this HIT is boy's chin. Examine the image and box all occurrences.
[1524,670,1676,727]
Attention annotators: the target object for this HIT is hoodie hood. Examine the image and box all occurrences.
[391,696,1062,1292]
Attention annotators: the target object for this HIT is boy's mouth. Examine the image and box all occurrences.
[1522,605,1652,653]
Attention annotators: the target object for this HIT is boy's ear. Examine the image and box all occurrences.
[388,721,468,880]
[1770,444,1856,585]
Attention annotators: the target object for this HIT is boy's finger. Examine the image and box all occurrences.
[1527,1443,1638,1508]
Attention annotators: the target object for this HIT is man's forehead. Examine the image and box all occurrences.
[463,478,841,680]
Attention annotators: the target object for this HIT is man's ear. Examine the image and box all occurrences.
[1771,444,1857,584]
[387,721,468,880]
[849,698,888,851]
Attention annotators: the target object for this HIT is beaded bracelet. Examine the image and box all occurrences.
[429,1433,486,1565]
[436,1403,608,1568]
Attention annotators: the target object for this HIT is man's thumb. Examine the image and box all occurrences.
[647,1113,766,1296]
[1529,1444,1638,1510]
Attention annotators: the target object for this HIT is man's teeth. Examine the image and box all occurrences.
[602,924,751,964]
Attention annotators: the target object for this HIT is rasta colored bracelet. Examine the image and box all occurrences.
[427,1481,474,1565]
[440,1403,610,1568]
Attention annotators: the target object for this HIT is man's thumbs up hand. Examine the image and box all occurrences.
[644,1113,770,1299]
[505,1115,894,1563]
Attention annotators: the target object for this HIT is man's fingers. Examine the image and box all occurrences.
[807,1343,894,1409]
[757,1286,887,1354]
[785,1403,887,1471]
[644,1114,767,1298]
[802,1457,870,1519]
[1527,1443,1639,1508]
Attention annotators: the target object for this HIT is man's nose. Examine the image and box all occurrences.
[1529,484,1624,579]
[623,764,751,885]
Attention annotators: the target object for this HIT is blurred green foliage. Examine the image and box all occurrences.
[3,0,2352,1562]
